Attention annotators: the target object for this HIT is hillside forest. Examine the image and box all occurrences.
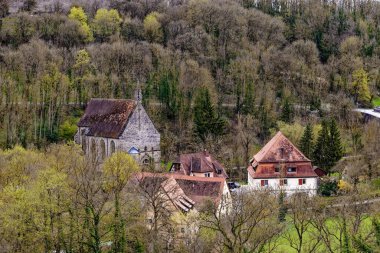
[0,0,380,252]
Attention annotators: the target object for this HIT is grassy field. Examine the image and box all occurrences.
[372,97,380,107]
[272,215,376,253]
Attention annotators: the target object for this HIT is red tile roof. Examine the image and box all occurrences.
[248,131,318,179]
[253,131,310,163]
[78,98,136,138]
[134,172,226,210]
[248,164,318,179]
[172,151,228,178]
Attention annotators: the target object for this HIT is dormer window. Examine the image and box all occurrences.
[287,167,296,173]
[275,167,280,173]
[172,163,181,172]
[279,148,285,158]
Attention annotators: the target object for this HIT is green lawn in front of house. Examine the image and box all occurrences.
[272,215,376,253]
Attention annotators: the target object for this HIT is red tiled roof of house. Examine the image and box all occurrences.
[134,172,226,210]
[253,131,310,163]
[172,151,228,178]
[248,164,318,179]
[77,98,136,138]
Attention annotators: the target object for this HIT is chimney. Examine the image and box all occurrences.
[203,149,209,157]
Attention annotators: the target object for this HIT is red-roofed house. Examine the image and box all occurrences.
[135,172,231,213]
[247,131,319,195]
[132,172,231,248]
[169,151,228,178]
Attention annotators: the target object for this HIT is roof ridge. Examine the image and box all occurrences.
[253,131,310,163]
[138,172,225,183]
[90,98,136,102]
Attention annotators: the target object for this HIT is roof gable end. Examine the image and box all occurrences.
[253,131,310,163]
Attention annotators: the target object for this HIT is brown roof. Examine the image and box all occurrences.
[77,98,136,138]
[172,151,228,178]
[135,172,226,210]
[313,167,327,177]
[248,164,318,179]
[253,131,310,163]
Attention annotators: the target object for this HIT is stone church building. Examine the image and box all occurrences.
[74,94,160,167]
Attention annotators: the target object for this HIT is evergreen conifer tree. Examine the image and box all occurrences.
[299,123,314,159]
[373,218,380,246]
[242,81,255,115]
[193,87,225,142]
[342,219,352,253]
[329,119,343,165]
[0,0,9,18]
[278,192,287,222]
[280,97,294,123]
[313,120,331,171]
[258,98,271,142]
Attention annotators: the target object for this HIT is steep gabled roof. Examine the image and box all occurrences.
[135,173,226,211]
[253,131,310,163]
[77,98,137,138]
[172,152,228,178]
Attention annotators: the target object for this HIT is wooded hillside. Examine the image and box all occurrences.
[0,0,380,168]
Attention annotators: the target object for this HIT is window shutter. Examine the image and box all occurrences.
[298,179,303,185]
[261,180,265,186]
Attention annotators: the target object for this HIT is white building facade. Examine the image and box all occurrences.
[247,131,319,196]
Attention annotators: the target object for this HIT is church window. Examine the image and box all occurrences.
[90,139,97,161]
[82,138,87,154]
[100,139,106,160]
[91,139,96,155]
[110,140,116,154]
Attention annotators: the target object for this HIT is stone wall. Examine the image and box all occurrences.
[75,102,161,168]
[120,103,161,163]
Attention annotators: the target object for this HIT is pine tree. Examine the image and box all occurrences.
[373,218,380,246]
[342,219,352,253]
[329,119,343,165]
[313,120,331,171]
[158,70,182,120]
[242,81,255,115]
[278,192,287,222]
[258,98,271,142]
[193,87,225,142]
[0,0,9,18]
[352,235,373,253]
[299,123,314,159]
[280,97,294,123]
[21,0,36,12]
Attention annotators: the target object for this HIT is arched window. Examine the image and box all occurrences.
[91,139,96,158]
[100,139,106,160]
[82,137,87,154]
[110,140,116,155]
